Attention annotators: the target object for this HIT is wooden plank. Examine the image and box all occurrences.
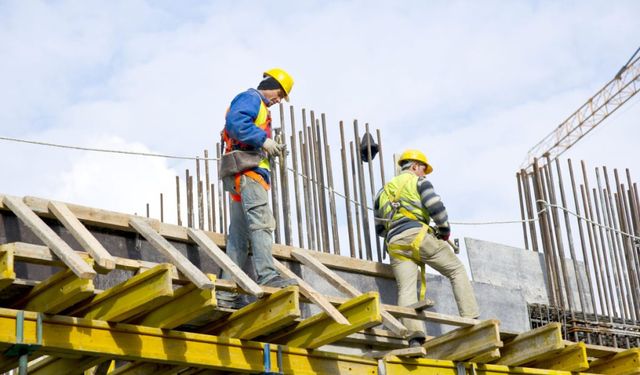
[496,323,564,366]
[422,319,502,361]
[579,341,625,358]
[48,200,116,271]
[528,342,589,372]
[0,246,16,292]
[2,195,96,279]
[470,348,501,363]
[187,228,263,297]
[589,348,640,375]
[273,258,350,325]
[291,248,407,337]
[203,286,301,339]
[269,292,383,349]
[129,217,213,290]
[365,347,426,359]
[17,267,94,314]
[70,263,175,322]
[138,274,217,329]
[29,356,105,375]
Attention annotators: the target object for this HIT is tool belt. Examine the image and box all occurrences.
[219,150,264,179]
[387,224,434,301]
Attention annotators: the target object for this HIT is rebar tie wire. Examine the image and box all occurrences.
[3,135,640,236]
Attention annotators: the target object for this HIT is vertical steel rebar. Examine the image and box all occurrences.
[354,120,373,261]
[278,105,292,246]
[376,128,388,261]
[365,124,382,261]
[517,172,530,250]
[322,114,340,255]
[289,106,304,248]
[196,157,204,230]
[350,141,364,259]
[312,114,330,253]
[210,182,216,232]
[186,169,193,228]
[521,169,539,252]
[270,141,281,244]
[306,120,322,251]
[204,149,212,231]
[216,143,226,234]
[614,185,639,322]
[340,121,356,258]
[146,203,150,218]
[176,175,182,227]
[160,193,164,223]
[300,131,315,250]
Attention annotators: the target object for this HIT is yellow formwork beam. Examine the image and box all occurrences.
[204,285,301,339]
[384,357,578,375]
[528,342,589,372]
[72,263,174,322]
[589,347,640,375]
[17,264,94,314]
[30,356,105,375]
[0,246,16,291]
[496,323,564,366]
[138,274,217,329]
[269,292,381,349]
[422,319,502,361]
[0,308,378,374]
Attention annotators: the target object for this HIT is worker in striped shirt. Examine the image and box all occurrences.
[374,149,479,347]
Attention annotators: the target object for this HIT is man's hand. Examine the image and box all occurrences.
[262,138,286,156]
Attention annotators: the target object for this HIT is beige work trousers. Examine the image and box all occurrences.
[389,227,480,337]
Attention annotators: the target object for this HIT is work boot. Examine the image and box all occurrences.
[263,275,298,288]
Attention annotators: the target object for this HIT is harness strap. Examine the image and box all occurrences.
[231,171,271,202]
[387,225,432,300]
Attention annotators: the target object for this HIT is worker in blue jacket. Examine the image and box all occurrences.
[217,68,298,309]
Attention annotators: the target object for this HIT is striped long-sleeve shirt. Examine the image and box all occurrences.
[374,174,450,241]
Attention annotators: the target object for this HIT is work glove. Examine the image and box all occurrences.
[436,232,450,242]
[262,138,286,157]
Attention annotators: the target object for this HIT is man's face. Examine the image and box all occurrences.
[263,88,286,107]
[411,162,428,177]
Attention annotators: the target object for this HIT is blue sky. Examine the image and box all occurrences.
[1,0,639,256]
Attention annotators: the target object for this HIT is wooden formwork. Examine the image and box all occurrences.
[0,195,637,375]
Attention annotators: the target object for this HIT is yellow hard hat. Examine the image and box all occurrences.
[398,149,433,174]
[264,68,294,102]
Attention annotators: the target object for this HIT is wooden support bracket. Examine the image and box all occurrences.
[269,292,383,349]
[130,217,213,290]
[422,319,503,361]
[0,246,16,292]
[291,248,407,337]
[48,200,116,272]
[496,323,564,366]
[187,228,262,297]
[528,342,589,372]
[203,286,301,340]
[2,195,96,280]
[589,348,640,375]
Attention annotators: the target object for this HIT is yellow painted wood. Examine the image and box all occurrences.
[470,348,501,364]
[138,274,217,329]
[384,357,576,374]
[589,348,640,375]
[205,285,301,340]
[270,292,382,349]
[0,247,16,291]
[0,308,379,374]
[71,263,174,322]
[422,319,502,361]
[20,266,95,314]
[528,342,589,372]
[496,323,564,366]
[30,355,105,375]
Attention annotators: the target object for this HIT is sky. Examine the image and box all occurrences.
[1,0,639,261]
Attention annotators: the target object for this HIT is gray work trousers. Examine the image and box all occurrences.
[389,227,480,338]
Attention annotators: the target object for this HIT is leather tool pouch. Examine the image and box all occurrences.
[219,150,263,178]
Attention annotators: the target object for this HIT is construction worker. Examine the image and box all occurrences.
[374,149,479,347]
[217,68,298,309]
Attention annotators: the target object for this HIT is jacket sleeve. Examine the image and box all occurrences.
[225,91,267,148]
[417,178,450,237]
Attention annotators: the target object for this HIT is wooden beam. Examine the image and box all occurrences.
[186,228,262,297]
[16,267,94,314]
[269,292,383,349]
[496,323,564,366]
[291,248,407,337]
[589,348,640,375]
[138,274,217,329]
[0,308,380,374]
[366,347,426,359]
[48,200,116,272]
[0,246,16,292]
[2,195,96,279]
[203,286,301,340]
[29,356,105,375]
[273,258,350,325]
[129,217,213,290]
[422,319,502,361]
[70,263,175,322]
[528,342,589,372]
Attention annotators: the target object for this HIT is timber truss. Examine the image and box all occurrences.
[0,195,638,374]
